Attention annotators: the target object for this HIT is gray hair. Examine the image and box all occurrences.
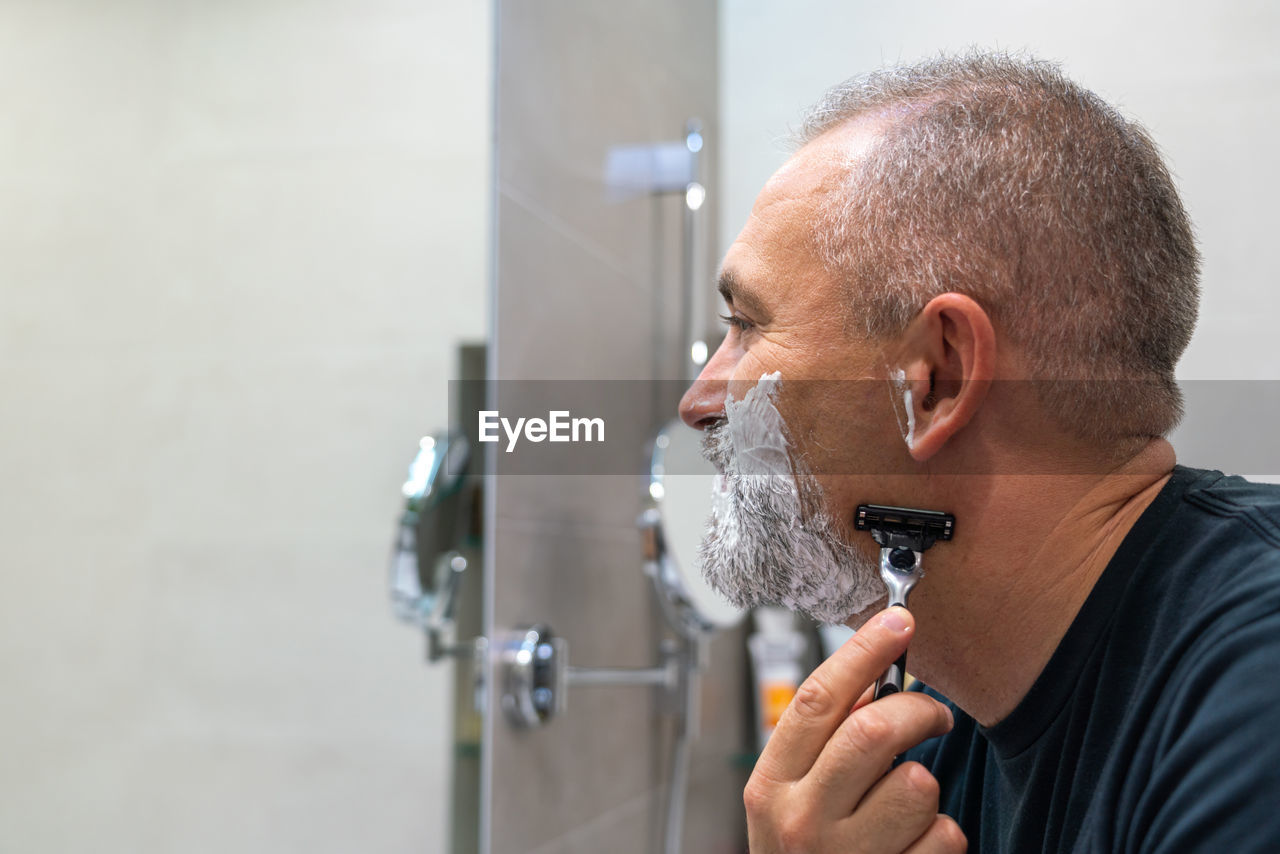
[798,51,1200,442]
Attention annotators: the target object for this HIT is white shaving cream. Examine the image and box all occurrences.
[891,368,915,449]
[698,371,883,623]
[725,371,792,476]
[707,371,792,555]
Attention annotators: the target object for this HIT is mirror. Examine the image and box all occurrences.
[644,418,746,635]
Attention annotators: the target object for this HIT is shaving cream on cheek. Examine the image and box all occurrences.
[725,371,792,477]
[711,371,795,554]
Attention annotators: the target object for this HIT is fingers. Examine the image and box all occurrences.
[903,814,968,853]
[754,607,915,784]
[837,761,941,850]
[804,693,954,818]
[747,759,966,854]
[851,683,876,714]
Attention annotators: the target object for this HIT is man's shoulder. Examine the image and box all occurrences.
[1074,471,1280,851]
[1144,467,1280,588]
[1142,468,1280,654]
[1179,468,1280,551]
[1137,470,1280,735]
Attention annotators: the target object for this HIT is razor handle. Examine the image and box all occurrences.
[875,652,908,699]
[872,546,921,701]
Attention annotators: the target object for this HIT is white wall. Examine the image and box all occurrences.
[720,0,1280,389]
[0,1,489,851]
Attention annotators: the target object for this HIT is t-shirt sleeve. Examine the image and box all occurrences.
[1131,606,1280,853]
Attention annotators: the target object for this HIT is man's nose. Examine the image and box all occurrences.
[678,339,736,429]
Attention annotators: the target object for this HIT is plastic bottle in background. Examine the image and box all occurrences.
[748,606,808,751]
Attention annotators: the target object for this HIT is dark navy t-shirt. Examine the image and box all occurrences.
[904,466,1280,853]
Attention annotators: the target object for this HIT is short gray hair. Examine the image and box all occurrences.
[798,51,1200,442]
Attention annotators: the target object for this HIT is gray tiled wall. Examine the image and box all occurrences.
[486,1,749,852]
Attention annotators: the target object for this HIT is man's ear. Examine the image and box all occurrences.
[893,293,995,462]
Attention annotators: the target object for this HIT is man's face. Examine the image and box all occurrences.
[678,120,910,625]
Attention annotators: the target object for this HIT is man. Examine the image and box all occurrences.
[679,53,1280,852]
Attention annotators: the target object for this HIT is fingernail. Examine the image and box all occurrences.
[879,607,911,633]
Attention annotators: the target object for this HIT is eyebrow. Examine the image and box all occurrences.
[717,268,770,319]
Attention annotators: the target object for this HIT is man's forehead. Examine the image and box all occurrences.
[747,117,887,229]
[718,117,889,315]
[752,147,840,216]
[719,150,841,306]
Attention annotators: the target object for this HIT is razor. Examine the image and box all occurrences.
[854,504,955,700]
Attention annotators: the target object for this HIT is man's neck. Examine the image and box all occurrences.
[895,438,1176,727]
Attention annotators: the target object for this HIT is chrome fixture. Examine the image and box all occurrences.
[499,625,682,729]
[682,119,709,379]
[389,431,478,662]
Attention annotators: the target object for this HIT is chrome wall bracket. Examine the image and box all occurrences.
[499,624,683,729]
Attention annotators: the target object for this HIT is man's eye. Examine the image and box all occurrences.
[718,313,754,333]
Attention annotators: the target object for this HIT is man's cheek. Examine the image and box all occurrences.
[729,353,781,396]
[811,474,860,532]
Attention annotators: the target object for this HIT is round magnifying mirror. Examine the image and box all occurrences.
[642,418,746,634]
[389,431,471,626]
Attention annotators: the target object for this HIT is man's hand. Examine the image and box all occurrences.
[744,607,966,853]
